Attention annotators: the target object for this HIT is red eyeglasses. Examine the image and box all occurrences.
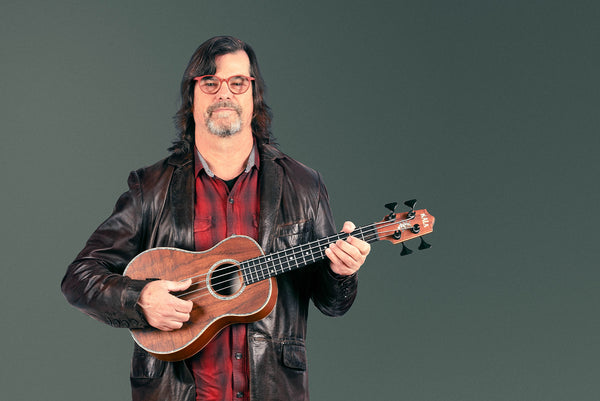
[194,75,255,95]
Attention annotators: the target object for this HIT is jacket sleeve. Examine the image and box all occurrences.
[61,171,151,329]
[309,173,358,317]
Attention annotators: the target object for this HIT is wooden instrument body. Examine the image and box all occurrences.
[122,204,435,361]
[124,235,277,362]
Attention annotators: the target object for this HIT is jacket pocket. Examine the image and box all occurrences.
[274,220,313,249]
[130,345,166,379]
[282,343,307,371]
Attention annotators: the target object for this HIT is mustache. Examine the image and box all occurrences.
[206,101,242,115]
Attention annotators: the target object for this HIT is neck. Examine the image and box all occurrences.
[195,130,254,180]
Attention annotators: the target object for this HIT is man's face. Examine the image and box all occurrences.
[193,50,254,138]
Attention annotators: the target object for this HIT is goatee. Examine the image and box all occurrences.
[205,101,243,137]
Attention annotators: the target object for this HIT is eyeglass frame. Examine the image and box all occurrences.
[193,75,256,95]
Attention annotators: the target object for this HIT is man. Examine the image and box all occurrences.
[62,36,370,401]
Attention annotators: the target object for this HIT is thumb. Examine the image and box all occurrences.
[341,221,356,234]
[165,278,192,292]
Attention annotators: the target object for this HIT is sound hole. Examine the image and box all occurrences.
[210,263,243,296]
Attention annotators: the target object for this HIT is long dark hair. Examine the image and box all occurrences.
[169,36,274,155]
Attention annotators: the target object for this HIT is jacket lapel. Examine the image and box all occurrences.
[258,144,283,252]
[165,144,283,252]
[168,153,195,250]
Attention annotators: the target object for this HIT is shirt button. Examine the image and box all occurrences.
[229,198,234,204]
[236,392,244,398]
[235,352,243,360]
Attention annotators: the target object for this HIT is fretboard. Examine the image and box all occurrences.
[241,224,380,285]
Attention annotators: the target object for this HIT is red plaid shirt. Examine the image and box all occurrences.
[187,145,260,401]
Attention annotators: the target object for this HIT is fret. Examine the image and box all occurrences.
[280,249,290,273]
[240,261,249,284]
[240,222,391,285]
[314,237,328,260]
[266,255,277,278]
[355,227,366,241]
[267,253,277,278]
[285,248,299,272]
[243,259,254,285]
[252,258,261,283]
[276,251,286,275]
[299,243,310,265]
[274,250,285,274]
[256,256,265,281]
[242,260,250,284]
[362,225,379,244]
[307,244,317,264]
[254,258,261,282]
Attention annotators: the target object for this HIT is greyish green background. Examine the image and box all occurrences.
[1,1,598,400]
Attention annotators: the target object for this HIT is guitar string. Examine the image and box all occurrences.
[178,222,417,303]
[178,218,393,289]
[171,217,425,303]
[176,218,421,302]
[180,226,418,303]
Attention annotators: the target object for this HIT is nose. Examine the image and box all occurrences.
[216,78,234,98]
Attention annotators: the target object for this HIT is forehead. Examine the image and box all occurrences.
[214,50,251,76]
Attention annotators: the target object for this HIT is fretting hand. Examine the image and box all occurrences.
[325,221,371,276]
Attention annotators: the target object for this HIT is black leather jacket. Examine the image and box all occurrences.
[61,143,358,401]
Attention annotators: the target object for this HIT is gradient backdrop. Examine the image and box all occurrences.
[1,1,598,400]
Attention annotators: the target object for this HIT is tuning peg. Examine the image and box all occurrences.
[404,199,417,218]
[384,202,398,220]
[385,202,398,212]
[418,237,432,250]
[400,242,413,256]
[403,199,417,209]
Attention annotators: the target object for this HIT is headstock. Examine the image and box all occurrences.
[376,199,435,255]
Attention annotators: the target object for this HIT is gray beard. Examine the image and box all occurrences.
[205,101,243,137]
[206,116,242,137]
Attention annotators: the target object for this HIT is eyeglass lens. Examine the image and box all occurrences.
[198,76,251,94]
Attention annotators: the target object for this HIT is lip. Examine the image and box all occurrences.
[210,108,236,116]
[207,102,241,116]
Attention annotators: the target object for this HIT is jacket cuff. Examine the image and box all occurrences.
[326,266,358,300]
[326,265,358,281]
[107,278,150,329]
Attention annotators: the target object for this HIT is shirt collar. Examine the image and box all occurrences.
[195,140,259,178]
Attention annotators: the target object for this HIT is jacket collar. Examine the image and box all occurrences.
[166,151,193,168]
[259,142,285,163]
[165,141,286,252]
[166,140,284,167]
